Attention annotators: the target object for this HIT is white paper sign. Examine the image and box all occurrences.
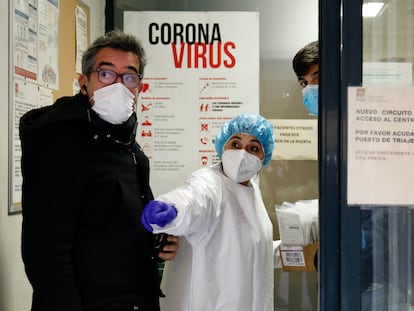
[271,119,318,160]
[348,86,414,205]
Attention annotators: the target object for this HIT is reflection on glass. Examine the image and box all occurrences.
[361,207,413,310]
[362,1,414,309]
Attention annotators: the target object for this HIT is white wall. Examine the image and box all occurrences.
[0,1,105,310]
[86,0,106,47]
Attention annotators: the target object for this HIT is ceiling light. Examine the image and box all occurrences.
[362,2,384,17]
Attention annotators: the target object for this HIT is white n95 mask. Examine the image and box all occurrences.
[221,149,263,183]
[91,83,135,124]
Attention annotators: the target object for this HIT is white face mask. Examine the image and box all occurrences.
[221,149,263,183]
[91,83,135,124]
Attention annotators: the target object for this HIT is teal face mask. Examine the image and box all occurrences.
[301,84,319,117]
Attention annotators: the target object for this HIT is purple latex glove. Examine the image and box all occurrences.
[141,200,177,232]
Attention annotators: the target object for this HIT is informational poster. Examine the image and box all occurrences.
[13,0,60,88]
[37,0,59,89]
[124,11,259,196]
[347,86,414,205]
[75,5,88,74]
[38,85,54,107]
[13,0,38,80]
[10,79,54,213]
[271,119,318,160]
[9,0,60,214]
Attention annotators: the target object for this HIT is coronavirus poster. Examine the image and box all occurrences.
[124,11,259,196]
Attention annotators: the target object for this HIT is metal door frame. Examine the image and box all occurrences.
[319,0,363,310]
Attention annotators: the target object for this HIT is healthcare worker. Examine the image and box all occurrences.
[141,113,276,311]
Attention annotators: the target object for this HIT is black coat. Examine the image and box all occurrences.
[20,93,160,311]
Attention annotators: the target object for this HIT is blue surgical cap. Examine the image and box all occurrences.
[214,113,275,166]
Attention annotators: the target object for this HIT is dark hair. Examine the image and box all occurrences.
[81,30,147,76]
[292,41,319,79]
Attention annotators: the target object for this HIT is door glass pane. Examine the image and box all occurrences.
[361,206,413,310]
[362,0,414,309]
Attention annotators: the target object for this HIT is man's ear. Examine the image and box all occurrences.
[78,74,88,95]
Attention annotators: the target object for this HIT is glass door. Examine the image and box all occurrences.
[108,0,320,310]
[359,0,414,310]
[327,0,414,310]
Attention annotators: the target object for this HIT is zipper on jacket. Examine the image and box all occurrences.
[131,151,137,164]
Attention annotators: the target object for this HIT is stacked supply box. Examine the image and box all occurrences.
[279,241,318,272]
[276,200,318,272]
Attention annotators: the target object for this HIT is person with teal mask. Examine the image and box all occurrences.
[292,41,319,116]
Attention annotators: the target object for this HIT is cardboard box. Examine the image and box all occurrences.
[280,241,318,272]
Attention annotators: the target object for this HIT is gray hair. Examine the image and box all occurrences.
[82,30,147,76]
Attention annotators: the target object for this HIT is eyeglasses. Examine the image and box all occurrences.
[89,68,143,88]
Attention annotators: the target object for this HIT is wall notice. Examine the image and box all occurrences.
[124,11,259,196]
[348,86,414,205]
[271,119,317,160]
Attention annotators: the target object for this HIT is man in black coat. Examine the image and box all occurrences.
[19,30,179,311]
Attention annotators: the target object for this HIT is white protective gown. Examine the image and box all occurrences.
[153,164,274,311]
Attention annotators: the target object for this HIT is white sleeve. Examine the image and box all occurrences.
[152,168,223,244]
[273,240,282,269]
